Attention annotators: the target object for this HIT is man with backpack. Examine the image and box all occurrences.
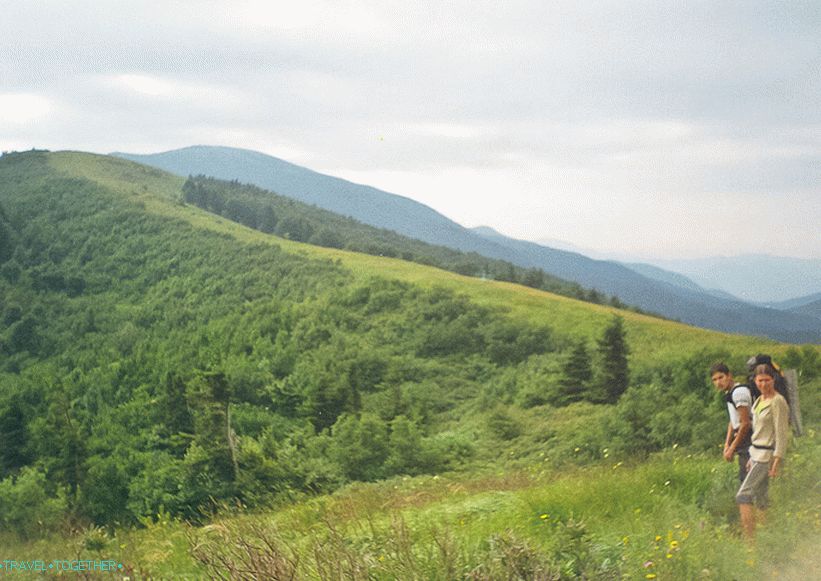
[710,362,753,483]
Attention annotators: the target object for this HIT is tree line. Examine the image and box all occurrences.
[181,176,641,312]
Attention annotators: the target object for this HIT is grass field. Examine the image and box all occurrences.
[3,426,817,579]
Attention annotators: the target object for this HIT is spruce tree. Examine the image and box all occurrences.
[558,340,593,405]
[597,315,630,403]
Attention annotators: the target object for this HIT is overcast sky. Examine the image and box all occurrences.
[2,1,819,259]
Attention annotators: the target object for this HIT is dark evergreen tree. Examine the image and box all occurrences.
[0,398,31,475]
[597,315,630,403]
[187,371,237,484]
[0,218,13,263]
[258,205,277,233]
[162,373,195,456]
[557,340,593,405]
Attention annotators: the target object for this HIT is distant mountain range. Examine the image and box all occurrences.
[762,292,821,321]
[646,255,821,304]
[114,146,821,343]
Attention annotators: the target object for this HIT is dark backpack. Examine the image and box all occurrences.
[746,354,790,405]
[725,383,754,447]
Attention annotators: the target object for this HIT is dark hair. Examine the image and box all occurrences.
[710,362,730,376]
[747,353,773,371]
[754,363,776,378]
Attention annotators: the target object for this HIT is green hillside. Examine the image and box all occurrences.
[45,151,785,359]
[1,150,818,578]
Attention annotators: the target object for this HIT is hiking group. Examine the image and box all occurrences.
[710,355,793,542]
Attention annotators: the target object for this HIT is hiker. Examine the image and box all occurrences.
[735,363,790,541]
[710,363,752,482]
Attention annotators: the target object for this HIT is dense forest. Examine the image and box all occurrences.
[0,151,818,539]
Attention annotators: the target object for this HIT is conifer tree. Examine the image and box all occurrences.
[187,371,237,483]
[597,315,630,403]
[558,340,593,405]
[0,398,30,475]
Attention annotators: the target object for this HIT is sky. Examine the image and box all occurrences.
[1,0,820,260]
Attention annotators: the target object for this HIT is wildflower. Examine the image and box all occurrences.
[654,535,662,542]
[622,536,629,545]
[670,540,679,549]
[646,574,657,579]
[666,553,673,559]
[540,514,549,520]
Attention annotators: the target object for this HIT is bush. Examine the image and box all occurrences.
[331,413,389,481]
[0,467,67,538]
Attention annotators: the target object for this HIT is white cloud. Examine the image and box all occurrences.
[0,94,53,124]
[226,0,384,38]
[113,74,180,97]
[106,74,246,105]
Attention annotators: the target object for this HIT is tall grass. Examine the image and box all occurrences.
[6,429,815,579]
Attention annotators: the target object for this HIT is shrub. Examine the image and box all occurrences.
[0,467,67,538]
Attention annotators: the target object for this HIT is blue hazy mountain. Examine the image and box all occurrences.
[764,291,821,311]
[764,292,821,322]
[648,255,821,304]
[113,146,821,343]
[621,262,742,301]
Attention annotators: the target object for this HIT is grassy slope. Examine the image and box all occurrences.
[17,152,812,579]
[48,151,782,367]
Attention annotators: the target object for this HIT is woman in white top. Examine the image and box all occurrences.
[735,363,790,541]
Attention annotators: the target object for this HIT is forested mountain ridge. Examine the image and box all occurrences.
[116,145,821,342]
[176,174,633,310]
[0,150,817,538]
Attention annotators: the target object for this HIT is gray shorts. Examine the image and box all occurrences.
[735,460,770,509]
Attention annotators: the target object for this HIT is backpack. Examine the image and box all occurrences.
[724,383,754,447]
[746,354,789,403]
